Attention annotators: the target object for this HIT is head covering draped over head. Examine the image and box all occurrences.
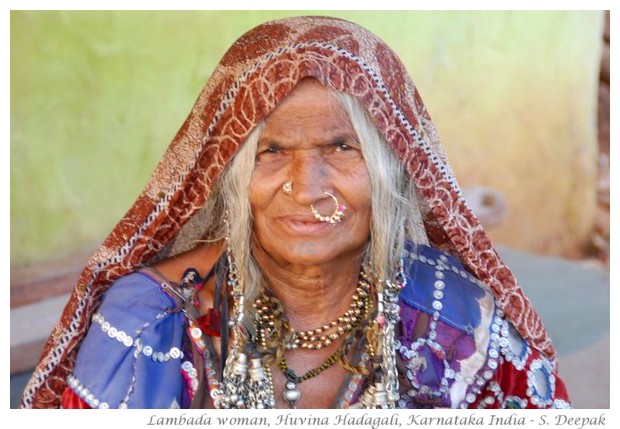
[21,15,554,409]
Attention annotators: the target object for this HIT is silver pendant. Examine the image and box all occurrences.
[283,381,301,408]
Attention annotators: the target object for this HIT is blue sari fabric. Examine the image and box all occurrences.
[69,272,190,408]
[66,244,562,409]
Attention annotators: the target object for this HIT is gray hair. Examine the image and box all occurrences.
[203,90,428,303]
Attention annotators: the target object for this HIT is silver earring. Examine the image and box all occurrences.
[282,181,293,194]
[310,192,346,224]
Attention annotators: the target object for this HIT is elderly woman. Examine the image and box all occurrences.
[20,16,570,409]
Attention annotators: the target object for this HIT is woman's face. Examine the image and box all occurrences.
[249,79,372,268]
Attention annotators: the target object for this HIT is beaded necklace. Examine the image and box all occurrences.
[279,343,345,407]
[253,275,371,351]
[214,248,405,409]
[252,276,372,408]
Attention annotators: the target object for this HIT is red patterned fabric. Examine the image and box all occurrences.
[21,16,556,409]
[61,388,91,409]
[472,348,571,409]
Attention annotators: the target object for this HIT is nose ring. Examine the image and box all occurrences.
[310,192,346,224]
[282,181,293,194]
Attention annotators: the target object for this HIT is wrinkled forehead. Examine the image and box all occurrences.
[262,78,353,133]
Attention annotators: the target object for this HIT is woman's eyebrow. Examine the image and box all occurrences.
[256,137,280,148]
[329,134,360,146]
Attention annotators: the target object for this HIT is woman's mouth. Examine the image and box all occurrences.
[279,216,335,235]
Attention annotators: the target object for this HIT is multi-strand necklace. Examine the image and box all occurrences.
[252,273,372,407]
[253,276,371,350]
[216,250,405,409]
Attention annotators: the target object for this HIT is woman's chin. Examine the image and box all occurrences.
[267,242,364,269]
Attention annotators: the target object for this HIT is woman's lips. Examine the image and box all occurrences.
[278,216,334,235]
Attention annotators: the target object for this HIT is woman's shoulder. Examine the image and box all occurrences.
[100,241,225,312]
[99,269,181,316]
[70,269,192,408]
[151,241,225,287]
[400,242,494,334]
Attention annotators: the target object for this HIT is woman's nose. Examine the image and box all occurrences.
[289,154,328,205]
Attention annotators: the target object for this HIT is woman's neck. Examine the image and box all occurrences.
[251,247,364,331]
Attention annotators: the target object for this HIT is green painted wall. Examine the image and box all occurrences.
[10,10,603,267]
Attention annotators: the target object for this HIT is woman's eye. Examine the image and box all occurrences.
[256,144,285,163]
[332,137,359,152]
[261,145,281,155]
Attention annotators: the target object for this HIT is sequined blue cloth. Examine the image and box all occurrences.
[66,244,565,409]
